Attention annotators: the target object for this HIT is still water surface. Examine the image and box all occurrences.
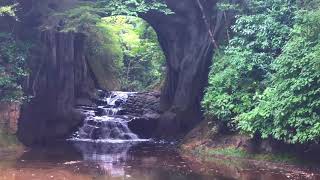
[0,141,319,180]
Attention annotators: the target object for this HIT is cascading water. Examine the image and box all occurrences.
[70,91,146,143]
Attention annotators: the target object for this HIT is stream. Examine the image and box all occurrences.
[0,142,229,180]
[0,92,320,179]
[70,91,144,142]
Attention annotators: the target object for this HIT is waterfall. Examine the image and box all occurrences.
[70,91,147,143]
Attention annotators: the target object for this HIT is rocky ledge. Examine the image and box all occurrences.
[124,92,161,139]
[74,91,162,139]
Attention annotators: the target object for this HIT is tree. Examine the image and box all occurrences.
[202,0,296,130]
[238,7,320,143]
[58,2,165,91]
[203,0,320,144]
[102,16,165,91]
[0,4,16,17]
[0,3,31,102]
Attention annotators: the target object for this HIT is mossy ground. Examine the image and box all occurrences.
[0,128,22,151]
[182,144,299,165]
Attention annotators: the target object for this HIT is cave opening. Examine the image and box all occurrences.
[91,15,166,92]
[16,0,230,146]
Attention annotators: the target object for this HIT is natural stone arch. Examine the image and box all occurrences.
[16,0,239,145]
[139,0,237,135]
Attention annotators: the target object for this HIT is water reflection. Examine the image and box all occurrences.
[0,141,319,180]
[73,141,133,177]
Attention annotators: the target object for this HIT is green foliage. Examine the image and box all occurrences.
[59,3,165,91]
[192,146,297,164]
[102,16,165,91]
[203,0,320,144]
[217,1,241,11]
[96,0,172,16]
[238,8,320,143]
[0,4,16,17]
[0,33,31,102]
[0,127,20,149]
[57,3,124,89]
[202,0,296,128]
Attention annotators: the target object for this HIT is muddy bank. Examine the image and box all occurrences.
[179,120,320,180]
[180,151,320,180]
[181,119,320,156]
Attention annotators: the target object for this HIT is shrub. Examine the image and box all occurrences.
[238,8,320,143]
[202,0,296,129]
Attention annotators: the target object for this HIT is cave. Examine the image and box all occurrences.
[15,0,236,146]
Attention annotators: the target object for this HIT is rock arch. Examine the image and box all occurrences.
[16,0,238,145]
[141,0,235,135]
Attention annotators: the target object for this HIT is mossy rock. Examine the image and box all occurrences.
[87,57,120,91]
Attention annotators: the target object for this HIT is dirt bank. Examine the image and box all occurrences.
[179,120,320,180]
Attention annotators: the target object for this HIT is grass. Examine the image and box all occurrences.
[0,128,21,150]
[189,145,298,164]
[206,147,248,158]
[253,153,298,164]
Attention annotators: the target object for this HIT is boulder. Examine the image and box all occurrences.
[123,92,161,116]
[121,92,161,138]
[128,117,158,139]
[142,112,160,120]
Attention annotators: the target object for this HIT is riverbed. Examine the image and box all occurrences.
[0,141,320,180]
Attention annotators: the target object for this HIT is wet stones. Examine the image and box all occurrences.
[71,91,162,141]
[95,108,105,116]
[128,117,158,139]
[91,127,102,140]
[71,91,141,141]
[123,92,161,116]
[122,92,161,138]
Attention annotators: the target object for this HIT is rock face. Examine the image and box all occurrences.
[17,30,95,146]
[124,92,161,138]
[0,103,20,134]
[15,0,121,145]
[142,0,238,135]
[123,92,161,116]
